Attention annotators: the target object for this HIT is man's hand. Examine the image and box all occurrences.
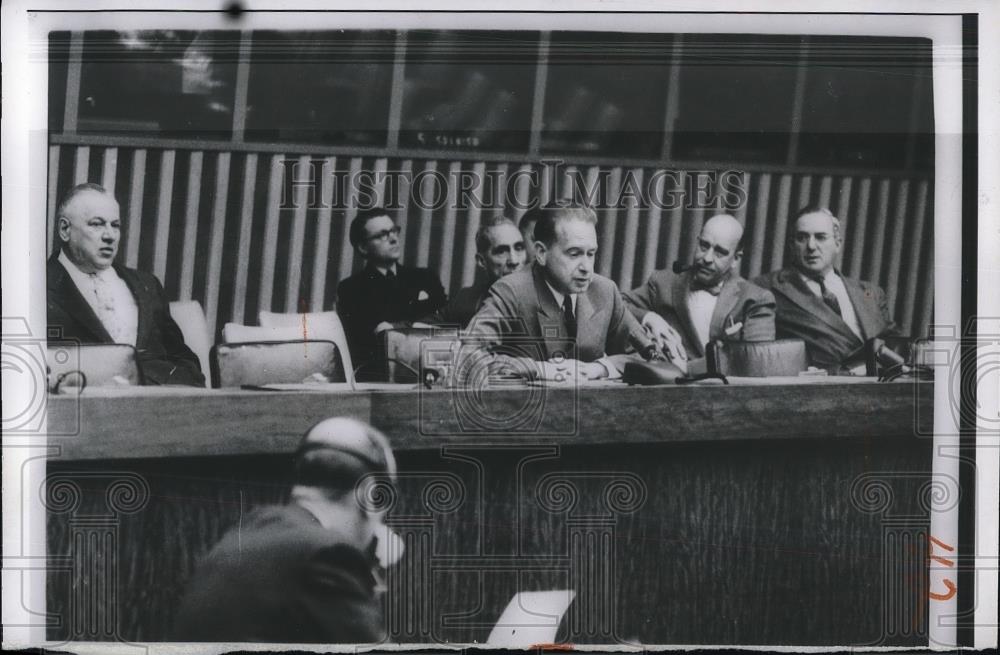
[579,361,610,380]
[536,359,584,382]
[373,321,394,334]
[641,312,688,364]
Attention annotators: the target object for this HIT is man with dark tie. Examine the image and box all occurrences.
[46,182,205,386]
[466,204,653,381]
[624,213,776,364]
[425,215,526,328]
[335,208,447,373]
[754,205,897,373]
[174,417,400,643]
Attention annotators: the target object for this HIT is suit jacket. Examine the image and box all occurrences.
[47,257,205,386]
[754,267,897,371]
[466,265,651,374]
[623,269,776,357]
[335,263,447,370]
[173,504,384,643]
[424,278,490,328]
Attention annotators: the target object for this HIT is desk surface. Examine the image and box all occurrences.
[46,379,932,460]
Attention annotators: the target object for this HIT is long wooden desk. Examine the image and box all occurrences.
[44,380,935,646]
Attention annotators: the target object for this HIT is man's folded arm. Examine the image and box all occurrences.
[739,288,777,342]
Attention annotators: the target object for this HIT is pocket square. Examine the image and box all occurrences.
[418,290,429,301]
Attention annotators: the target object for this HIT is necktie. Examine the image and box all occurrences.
[562,295,577,340]
[91,273,123,342]
[815,276,843,317]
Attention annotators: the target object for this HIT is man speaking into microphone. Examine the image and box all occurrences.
[624,213,776,364]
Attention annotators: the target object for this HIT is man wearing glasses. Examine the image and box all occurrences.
[335,208,447,376]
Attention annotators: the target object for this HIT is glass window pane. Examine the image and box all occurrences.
[673,34,801,164]
[245,30,395,147]
[78,30,239,139]
[400,30,538,152]
[542,31,673,159]
[798,36,932,170]
[49,31,71,134]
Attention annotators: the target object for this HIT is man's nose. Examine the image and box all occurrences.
[806,236,818,250]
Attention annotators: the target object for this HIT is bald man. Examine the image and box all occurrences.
[174,417,399,643]
[624,213,776,361]
[47,182,205,385]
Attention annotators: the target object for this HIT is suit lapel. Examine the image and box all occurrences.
[709,274,741,340]
[841,275,879,340]
[773,269,857,341]
[47,258,113,343]
[672,272,704,357]
[116,266,149,349]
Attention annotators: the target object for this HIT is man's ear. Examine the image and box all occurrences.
[474,252,486,271]
[57,216,70,243]
[731,248,744,272]
[534,240,547,266]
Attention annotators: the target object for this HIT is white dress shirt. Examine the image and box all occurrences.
[544,281,620,379]
[801,269,863,339]
[58,251,139,346]
[686,289,718,349]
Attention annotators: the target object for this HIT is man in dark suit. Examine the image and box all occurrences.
[624,213,776,366]
[425,215,526,328]
[174,417,400,643]
[335,208,447,374]
[466,205,654,381]
[47,183,204,386]
[754,206,897,373]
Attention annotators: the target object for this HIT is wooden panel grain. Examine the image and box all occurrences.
[415,160,437,268]
[203,152,231,335]
[73,145,90,184]
[598,167,622,278]
[285,155,311,312]
[768,174,794,272]
[438,162,462,290]
[461,162,487,288]
[846,177,872,279]
[101,148,118,195]
[866,178,893,284]
[178,151,203,301]
[885,180,911,308]
[309,156,336,312]
[748,173,771,279]
[618,168,644,289]
[48,145,61,256]
[640,171,666,284]
[124,149,147,269]
[338,157,364,279]
[152,149,176,282]
[900,180,930,334]
[256,153,286,314]
[664,171,686,272]
[231,154,258,325]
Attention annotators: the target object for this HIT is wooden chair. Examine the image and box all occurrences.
[209,339,344,388]
[46,342,141,388]
[169,300,212,388]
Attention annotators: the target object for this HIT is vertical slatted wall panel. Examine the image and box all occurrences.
[204,152,231,335]
[48,145,61,254]
[47,144,936,338]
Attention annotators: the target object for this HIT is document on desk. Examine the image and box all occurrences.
[487,590,576,648]
[241,382,418,392]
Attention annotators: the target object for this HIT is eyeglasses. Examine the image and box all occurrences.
[366,226,401,242]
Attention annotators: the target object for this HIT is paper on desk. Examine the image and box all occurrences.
[487,590,576,648]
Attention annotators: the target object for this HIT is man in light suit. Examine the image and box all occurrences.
[47,183,205,386]
[624,213,776,363]
[466,205,654,381]
[754,206,897,373]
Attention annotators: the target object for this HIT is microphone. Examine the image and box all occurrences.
[672,261,693,274]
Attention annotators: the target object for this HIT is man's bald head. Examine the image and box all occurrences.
[691,213,744,288]
[294,417,396,497]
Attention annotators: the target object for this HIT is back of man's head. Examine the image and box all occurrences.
[292,417,396,501]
